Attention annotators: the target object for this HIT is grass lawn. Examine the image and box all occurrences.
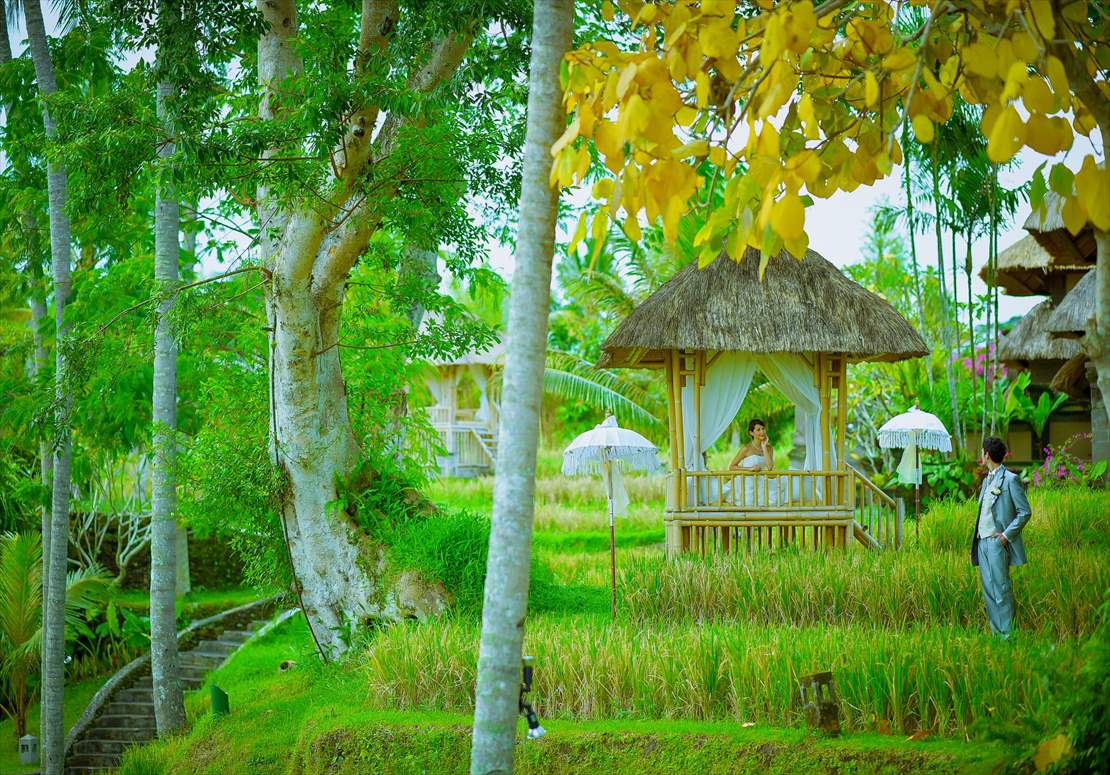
[110,464,1110,773]
[118,616,1010,775]
[0,675,104,774]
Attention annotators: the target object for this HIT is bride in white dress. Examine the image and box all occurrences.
[728,419,781,506]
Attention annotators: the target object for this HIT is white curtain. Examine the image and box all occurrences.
[468,364,491,422]
[425,374,445,405]
[754,354,832,470]
[680,352,757,471]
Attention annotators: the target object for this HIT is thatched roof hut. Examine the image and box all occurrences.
[1024,191,1098,264]
[979,234,1092,297]
[1050,353,1090,399]
[1044,269,1095,337]
[597,248,928,368]
[998,299,1082,362]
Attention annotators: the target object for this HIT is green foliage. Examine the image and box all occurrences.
[1004,371,1069,439]
[1054,598,1110,774]
[385,510,491,615]
[922,454,977,500]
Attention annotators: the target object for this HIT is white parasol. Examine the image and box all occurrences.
[562,416,659,620]
[877,406,952,534]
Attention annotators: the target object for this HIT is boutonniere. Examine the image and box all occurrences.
[989,487,1002,497]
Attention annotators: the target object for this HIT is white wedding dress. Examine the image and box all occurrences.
[736,455,783,506]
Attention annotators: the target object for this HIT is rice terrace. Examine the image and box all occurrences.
[1,1,1108,775]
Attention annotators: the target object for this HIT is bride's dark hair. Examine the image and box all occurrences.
[747,419,766,434]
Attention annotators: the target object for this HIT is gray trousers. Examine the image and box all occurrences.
[978,537,1015,638]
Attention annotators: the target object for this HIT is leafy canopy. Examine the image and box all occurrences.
[557,0,1107,274]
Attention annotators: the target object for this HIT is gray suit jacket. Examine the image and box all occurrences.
[971,467,1032,566]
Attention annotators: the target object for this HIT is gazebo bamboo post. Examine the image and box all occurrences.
[664,354,679,555]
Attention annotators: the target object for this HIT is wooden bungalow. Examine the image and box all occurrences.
[424,338,502,477]
[598,248,928,556]
[1044,269,1107,462]
[980,217,1097,462]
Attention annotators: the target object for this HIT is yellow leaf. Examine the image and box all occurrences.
[1046,56,1071,110]
[551,117,581,157]
[708,146,726,167]
[987,105,1025,163]
[616,63,638,99]
[1061,194,1087,236]
[962,42,997,79]
[567,212,588,255]
[672,139,709,159]
[912,114,934,144]
[1075,155,1110,231]
[1001,60,1028,102]
[865,71,879,108]
[783,231,808,260]
[602,0,615,21]
[940,55,959,88]
[624,213,642,242]
[883,47,916,72]
[676,106,698,127]
[758,249,771,280]
[1025,114,1062,155]
[696,71,710,109]
[663,196,684,242]
[700,21,739,59]
[592,178,615,199]
[1023,78,1054,114]
[1029,1,1055,41]
[798,94,819,140]
[756,122,780,157]
[770,192,805,241]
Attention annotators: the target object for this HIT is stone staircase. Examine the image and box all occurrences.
[64,602,277,775]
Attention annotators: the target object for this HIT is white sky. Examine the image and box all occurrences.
[9,10,1100,326]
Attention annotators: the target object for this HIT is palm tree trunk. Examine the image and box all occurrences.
[24,2,73,772]
[469,1,573,772]
[931,145,962,453]
[965,229,976,444]
[150,74,187,735]
[901,124,932,388]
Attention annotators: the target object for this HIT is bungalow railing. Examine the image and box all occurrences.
[663,467,903,554]
[848,464,903,549]
[666,469,853,512]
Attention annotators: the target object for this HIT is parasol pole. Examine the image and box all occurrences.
[604,452,617,621]
[915,442,920,540]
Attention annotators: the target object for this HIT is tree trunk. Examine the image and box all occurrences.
[176,206,199,596]
[901,125,932,388]
[150,75,187,735]
[1088,120,1110,447]
[24,2,73,772]
[470,1,574,772]
[931,146,962,453]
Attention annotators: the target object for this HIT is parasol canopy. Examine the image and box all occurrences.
[562,416,660,477]
[878,406,953,453]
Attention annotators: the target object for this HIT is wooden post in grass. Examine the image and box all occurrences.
[605,459,617,621]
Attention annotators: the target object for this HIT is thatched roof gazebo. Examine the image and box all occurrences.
[600,248,926,556]
[979,234,1093,300]
[999,298,1082,363]
[1045,269,1096,338]
[1024,191,1098,266]
[424,337,503,477]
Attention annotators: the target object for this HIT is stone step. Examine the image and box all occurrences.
[65,752,120,768]
[115,687,153,703]
[181,648,228,662]
[195,639,236,654]
[83,725,155,742]
[66,766,115,775]
[95,713,156,731]
[74,738,133,756]
[102,699,153,716]
[218,629,252,642]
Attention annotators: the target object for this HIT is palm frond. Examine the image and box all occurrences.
[543,369,664,436]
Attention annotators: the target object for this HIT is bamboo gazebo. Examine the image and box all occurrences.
[424,338,503,477]
[598,248,928,556]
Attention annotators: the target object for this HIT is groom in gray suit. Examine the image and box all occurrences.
[971,436,1032,639]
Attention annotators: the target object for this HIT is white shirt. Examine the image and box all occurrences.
[977,467,1004,539]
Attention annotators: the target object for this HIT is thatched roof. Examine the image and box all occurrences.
[980,234,1092,296]
[1050,353,1090,399]
[998,300,1082,362]
[598,248,928,367]
[1024,191,1098,264]
[1044,269,1096,337]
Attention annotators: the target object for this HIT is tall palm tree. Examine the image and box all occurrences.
[0,532,107,741]
[470,1,574,772]
[150,14,186,732]
[22,1,75,770]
